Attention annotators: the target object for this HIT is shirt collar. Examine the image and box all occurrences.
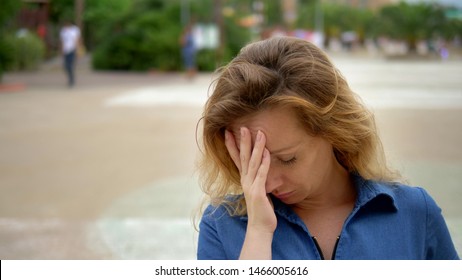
[352,174,399,212]
[271,174,399,218]
[240,174,399,222]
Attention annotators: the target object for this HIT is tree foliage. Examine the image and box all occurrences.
[264,0,283,27]
[92,1,182,71]
[49,0,75,25]
[93,0,252,71]
[3,32,45,71]
[83,0,133,49]
[0,0,22,81]
[45,0,462,71]
[375,2,458,50]
[320,3,374,40]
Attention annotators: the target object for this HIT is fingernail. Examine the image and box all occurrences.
[240,127,244,137]
[256,130,262,142]
[224,130,229,140]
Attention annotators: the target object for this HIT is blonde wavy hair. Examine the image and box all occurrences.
[197,36,399,216]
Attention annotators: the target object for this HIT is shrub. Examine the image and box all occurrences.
[4,30,45,71]
[0,0,21,81]
[196,49,217,71]
[0,34,15,81]
[90,0,252,72]
[92,4,182,71]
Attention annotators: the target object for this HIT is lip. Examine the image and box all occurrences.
[274,191,294,200]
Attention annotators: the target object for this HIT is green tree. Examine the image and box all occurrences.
[4,31,45,71]
[49,0,133,50]
[264,0,283,27]
[83,0,133,50]
[319,3,374,42]
[0,0,22,81]
[377,2,448,51]
[92,0,182,71]
[190,0,252,65]
[92,0,253,71]
[49,0,74,23]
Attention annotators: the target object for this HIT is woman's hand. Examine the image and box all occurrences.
[224,127,277,234]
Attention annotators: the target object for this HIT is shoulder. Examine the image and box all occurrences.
[199,195,249,238]
[201,203,231,222]
[198,196,247,260]
[375,181,448,229]
[387,183,440,213]
[201,195,245,223]
[355,175,442,216]
[387,184,459,259]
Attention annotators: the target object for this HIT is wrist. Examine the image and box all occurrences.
[246,224,276,236]
[239,226,274,260]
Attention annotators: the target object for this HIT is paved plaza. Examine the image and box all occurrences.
[0,54,461,259]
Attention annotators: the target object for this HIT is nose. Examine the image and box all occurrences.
[265,166,283,194]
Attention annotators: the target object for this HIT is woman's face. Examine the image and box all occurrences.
[230,106,342,205]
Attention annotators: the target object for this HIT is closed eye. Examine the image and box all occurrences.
[279,157,297,166]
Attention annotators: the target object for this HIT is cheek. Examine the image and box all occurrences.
[286,159,322,186]
[280,167,306,186]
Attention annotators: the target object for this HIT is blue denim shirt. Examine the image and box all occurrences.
[197,175,459,260]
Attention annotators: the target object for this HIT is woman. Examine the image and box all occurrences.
[196,37,458,260]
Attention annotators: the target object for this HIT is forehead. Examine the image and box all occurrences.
[231,107,306,148]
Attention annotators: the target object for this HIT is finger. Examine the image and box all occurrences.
[224,129,241,172]
[253,148,271,188]
[247,130,266,180]
[240,127,252,175]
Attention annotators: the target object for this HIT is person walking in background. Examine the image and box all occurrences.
[180,23,197,79]
[60,21,80,87]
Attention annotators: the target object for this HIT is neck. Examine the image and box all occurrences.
[293,160,355,211]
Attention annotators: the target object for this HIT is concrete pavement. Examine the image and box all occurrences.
[0,54,461,259]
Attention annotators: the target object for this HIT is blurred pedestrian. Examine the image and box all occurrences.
[438,40,449,61]
[196,36,459,260]
[60,21,81,87]
[180,23,197,79]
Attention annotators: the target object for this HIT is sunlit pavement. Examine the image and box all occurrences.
[0,54,461,259]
